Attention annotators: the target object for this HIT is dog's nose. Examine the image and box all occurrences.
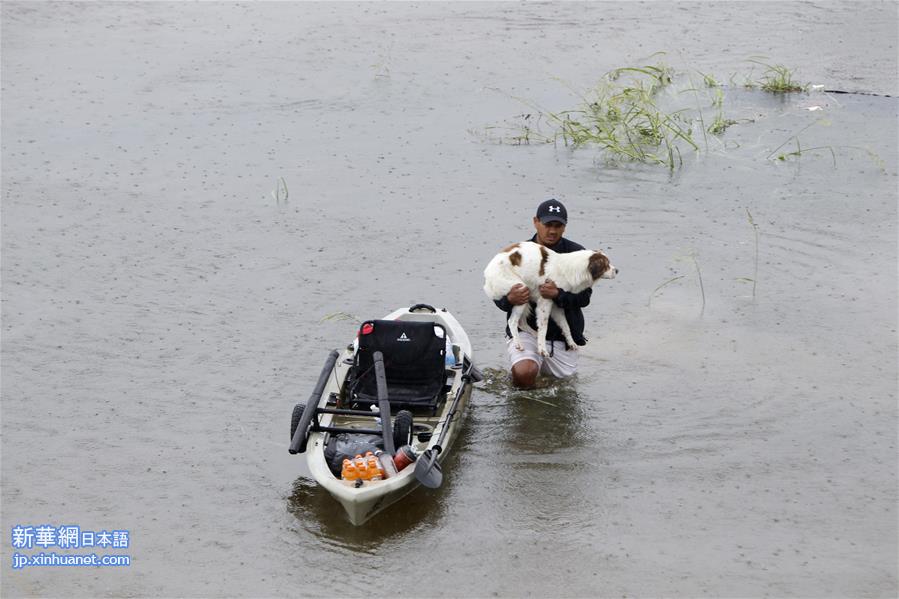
[614,268,619,275]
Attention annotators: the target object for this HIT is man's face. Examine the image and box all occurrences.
[533,217,566,247]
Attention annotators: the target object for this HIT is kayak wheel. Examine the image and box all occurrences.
[290,403,305,441]
[393,410,413,448]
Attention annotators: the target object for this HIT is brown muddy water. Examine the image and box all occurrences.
[2,2,897,597]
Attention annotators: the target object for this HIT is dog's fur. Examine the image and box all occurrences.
[483,241,617,356]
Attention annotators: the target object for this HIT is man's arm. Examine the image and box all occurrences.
[554,287,592,308]
[538,280,592,308]
[495,284,530,311]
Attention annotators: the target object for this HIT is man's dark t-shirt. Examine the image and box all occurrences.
[493,235,592,347]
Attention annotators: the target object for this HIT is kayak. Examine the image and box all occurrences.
[288,303,480,525]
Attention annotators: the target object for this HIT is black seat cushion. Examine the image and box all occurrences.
[350,319,447,409]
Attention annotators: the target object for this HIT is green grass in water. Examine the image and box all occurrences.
[484,57,814,168]
[506,60,701,169]
[748,60,805,93]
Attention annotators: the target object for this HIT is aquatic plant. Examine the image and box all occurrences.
[703,87,738,134]
[321,311,361,324]
[708,112,738,135]
[765,114,886,169]
[499,60,704,169]
[648,249,706,314]
[700,71,720,88]
[370,41,394,78]
[749,60,805,93]
[271,177,288,202]
[775,143,837,166]
[483,57,825,169]
[689,251,706,316]
[741,58,805,93]
[767,119,839,165]
[483,58,770,169]
[711,87,724,108]
[740,209,760,299]
[648,275,686,307]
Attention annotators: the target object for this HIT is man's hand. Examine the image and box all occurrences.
[539,279,560,300]
[506,284,530,306]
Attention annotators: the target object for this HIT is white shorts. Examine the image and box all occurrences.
[506,330,578,378]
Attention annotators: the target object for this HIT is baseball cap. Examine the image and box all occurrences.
[535,199,568,225]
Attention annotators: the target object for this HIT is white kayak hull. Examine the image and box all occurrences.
[296,305,475,525]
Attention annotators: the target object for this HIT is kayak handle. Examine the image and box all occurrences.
[409,303,436,313]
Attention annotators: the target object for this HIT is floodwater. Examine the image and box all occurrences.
[2,2,897,597]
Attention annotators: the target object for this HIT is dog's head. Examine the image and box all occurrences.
[588,250,617,280]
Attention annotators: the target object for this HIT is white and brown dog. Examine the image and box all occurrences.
[484,241,617,356]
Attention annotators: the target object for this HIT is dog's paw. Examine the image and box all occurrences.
[514,342,524,351]
[538,346,548,357]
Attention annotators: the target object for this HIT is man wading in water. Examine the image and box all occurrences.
[493,199,594,388]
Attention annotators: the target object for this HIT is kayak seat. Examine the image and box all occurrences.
[349,319,448,413]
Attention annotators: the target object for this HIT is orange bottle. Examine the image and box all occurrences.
[367,454,383,480]
[355,454,369,480]
[342,459,358,481]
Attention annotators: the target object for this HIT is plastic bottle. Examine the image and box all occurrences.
[367,454,384,480]
[375,450,398,479]
[368,449,386,478]
[354,454,368,480]
[342,459,358,481]
[444,337,455,367]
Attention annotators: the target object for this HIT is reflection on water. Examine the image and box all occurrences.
[285,413,475,550]
[286,477,449,552]
[478,367,590,452]
[470,369,605,542]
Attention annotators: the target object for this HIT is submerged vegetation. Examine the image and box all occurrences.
[747,60,805,93]
[271,177,288,202]
[762,117,886,170]
[321,311,361,324]
[707,112,739,135]
[647,248,706,313]
[483,57,815,169]
[486,61,700,169]
[739,209,761,299]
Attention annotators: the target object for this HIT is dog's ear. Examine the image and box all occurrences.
[588,251,610,280]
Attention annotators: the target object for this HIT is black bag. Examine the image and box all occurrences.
[323,433,384,477]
